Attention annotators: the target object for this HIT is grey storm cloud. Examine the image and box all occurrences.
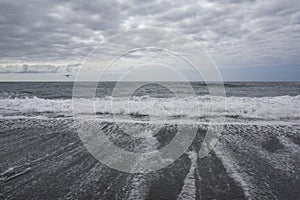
[0,0,299,73]
[0,63,80,73]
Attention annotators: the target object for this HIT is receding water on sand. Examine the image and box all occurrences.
[0,82,299,199]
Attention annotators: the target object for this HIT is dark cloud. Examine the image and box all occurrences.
[0,0,299,74]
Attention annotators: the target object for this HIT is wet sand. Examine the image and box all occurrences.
[0,118,299,199]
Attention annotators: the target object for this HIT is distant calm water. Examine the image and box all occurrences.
[0,82,299,99]
[0,82,299,199]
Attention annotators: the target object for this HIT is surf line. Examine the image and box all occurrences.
[214,145,254,199]
[127,132,160,199]
[177,150,198,200]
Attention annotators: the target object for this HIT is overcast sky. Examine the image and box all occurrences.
[0,0,299,81]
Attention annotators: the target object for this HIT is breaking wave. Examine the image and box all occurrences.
[0,95,299,121]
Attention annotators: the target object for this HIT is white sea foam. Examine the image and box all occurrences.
[0,95,299,121]
[127,174,148,200]
[177,151,197,200]
[214,146,255,198]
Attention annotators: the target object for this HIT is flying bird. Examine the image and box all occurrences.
[64,74,71,78]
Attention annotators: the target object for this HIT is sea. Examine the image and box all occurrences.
[0,82,299,199]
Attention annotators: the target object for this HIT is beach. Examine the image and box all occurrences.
[0,82,299,199]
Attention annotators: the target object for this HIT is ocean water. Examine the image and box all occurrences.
[0,82,299,199]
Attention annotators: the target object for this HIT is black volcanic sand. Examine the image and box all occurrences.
[0,118,299,199]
